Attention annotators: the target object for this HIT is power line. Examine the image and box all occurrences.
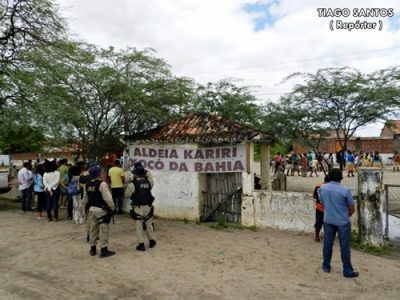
[191,45,400,76]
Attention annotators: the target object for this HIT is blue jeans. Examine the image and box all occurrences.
[21,188,33,211]
[323,222,354,276]
[46,188,60,220]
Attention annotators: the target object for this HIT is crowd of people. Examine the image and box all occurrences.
[16,158,157,258]
[272,149,400,178]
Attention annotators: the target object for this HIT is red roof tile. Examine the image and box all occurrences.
[128,113,274,144]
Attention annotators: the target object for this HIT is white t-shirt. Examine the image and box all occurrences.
[43,171,61,192]
[18,167,33,190]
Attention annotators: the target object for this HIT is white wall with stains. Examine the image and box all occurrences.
[242,191,359,233]
[126,143,201,220]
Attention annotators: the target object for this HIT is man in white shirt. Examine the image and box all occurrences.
[18,162,34,212]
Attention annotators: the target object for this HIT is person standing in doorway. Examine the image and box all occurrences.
[108,159,125,214]
[320,168,358,278]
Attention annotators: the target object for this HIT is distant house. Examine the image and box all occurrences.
[10,147,80,167]
[294,121,400,164]
[380,120,400,138]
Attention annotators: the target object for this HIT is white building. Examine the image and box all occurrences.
[126,113,274,223]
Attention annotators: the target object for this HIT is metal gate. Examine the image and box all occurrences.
[201,172,242,223]
[384,184,400,241]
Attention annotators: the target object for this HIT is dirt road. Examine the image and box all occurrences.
[0,210,399,300]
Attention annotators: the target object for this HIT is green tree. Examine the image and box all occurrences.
[22,44,194,161]
[266,67,400,169]
[189,79,264,127]
[0,0,65,108]
[0,122,45,153]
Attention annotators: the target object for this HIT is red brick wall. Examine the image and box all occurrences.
[294,138,394,154]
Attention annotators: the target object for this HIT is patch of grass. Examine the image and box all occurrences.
[351,231,397,256]
[217,214,226,227]
[208,214,228,230]
[0,198,20,210]
[229,223,244,230]
[183,218,189,224]
[207,223,258,231]
[247,225,257,232]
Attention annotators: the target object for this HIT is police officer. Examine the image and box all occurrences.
[130,165,156,251]
[84,166,116,258]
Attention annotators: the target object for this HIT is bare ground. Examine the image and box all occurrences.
[0,210,399,300]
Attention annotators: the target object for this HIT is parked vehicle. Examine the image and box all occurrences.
[0,171,12,194]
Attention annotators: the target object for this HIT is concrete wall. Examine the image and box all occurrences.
[358,168,383,245]
[242,190,359,233]
[242,143,254,195]
[0,155,10,166]
[127,143,201,221]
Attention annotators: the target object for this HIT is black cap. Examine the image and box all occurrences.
[134,166,145,176]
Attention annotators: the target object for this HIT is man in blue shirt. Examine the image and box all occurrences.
[320,168,358,278]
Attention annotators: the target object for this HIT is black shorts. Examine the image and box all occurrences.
[314,210,324,230]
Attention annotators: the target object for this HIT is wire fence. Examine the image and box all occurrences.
[386,185,400,213]
[384,184,400,241]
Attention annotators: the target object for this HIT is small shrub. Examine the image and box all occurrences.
[248,225,257,232]
[216,214,227,228]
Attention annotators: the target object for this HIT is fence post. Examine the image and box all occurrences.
[357,167,384,246]
[385,185,389,240]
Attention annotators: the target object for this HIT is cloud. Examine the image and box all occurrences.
[54,0,400,136]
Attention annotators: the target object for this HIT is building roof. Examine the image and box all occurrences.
[380,120,400,137]
[389,120,400,134]
[127,113,275,144]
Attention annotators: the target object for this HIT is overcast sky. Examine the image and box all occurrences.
[54,0,400,136]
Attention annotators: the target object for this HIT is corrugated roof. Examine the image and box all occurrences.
[127,113,275,144]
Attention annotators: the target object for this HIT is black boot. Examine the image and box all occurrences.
[136,243,145,251]
[90,246,96,256]
[100,247,115,258]
[149,240,156,248]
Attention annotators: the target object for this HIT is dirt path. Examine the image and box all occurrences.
[0,210,399,300]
